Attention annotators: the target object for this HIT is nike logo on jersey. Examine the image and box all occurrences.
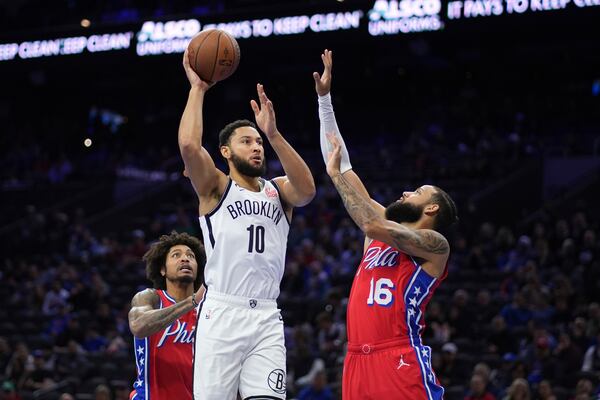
[226,199,283,225]
[363,246,400,270]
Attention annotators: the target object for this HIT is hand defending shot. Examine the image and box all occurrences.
[250,83,279,139]
[313,49,333,96]
[182,49,214,91]
[326,133,342,177]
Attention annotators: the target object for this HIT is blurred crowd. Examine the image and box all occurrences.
[0,158,599,399]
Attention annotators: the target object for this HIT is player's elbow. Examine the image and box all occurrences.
[363,220,387,240]
[290,181,316,207]
[129,320,148,338]
[179,140,200,157]
[301,183,317,205]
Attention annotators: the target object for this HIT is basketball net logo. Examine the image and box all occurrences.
[267,369,286,394]
[397,354,410,369]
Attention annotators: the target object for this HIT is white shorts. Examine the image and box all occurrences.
[193,290,286,400]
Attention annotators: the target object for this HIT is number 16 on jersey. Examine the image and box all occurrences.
[367,278,395,307]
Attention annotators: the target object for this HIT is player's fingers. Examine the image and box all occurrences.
[250,99,260,115]
[313,72,321,83]
[257,83,269,105]
[261,91,270,105]
[183,50,190,67]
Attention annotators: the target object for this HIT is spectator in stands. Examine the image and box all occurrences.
[552,332,583,387]
[94,384,111,400]
[0,381,21,400]
[464,373,496,400]
[487,315,517,356]
[4,343,33,391]
[438,342,471,388]
[21,350,55,392]
[449,289,472,338]
[582,334,600,380]
[315,311,345,368]
[297,370,334,400]
[535,380,557,400]
[500,291,533,331]
[501,378,530,400]
[572,378,594,400]
[473,363,500,397]
[42,281,69,316]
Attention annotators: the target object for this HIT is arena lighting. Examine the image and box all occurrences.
[446,0,600,19]
[84,138,93,147]
[135,10,363,56]
[0,0,598,61]
[80,19,91,28]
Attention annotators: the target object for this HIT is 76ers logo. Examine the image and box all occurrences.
[363,246,400,270]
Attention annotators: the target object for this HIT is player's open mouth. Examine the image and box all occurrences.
[179,265,193,272]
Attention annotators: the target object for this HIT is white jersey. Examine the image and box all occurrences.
[198,178,290,299]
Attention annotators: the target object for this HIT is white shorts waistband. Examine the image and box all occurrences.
[205,290,278,310]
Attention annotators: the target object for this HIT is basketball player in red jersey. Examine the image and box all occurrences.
[128,231,206,400]
[314,50,458,399]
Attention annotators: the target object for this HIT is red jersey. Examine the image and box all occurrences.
[347,239,447,345]
[344,239,447,400]
[130,290,196,400]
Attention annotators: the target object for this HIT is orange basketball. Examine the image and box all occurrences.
[186,29,240,83]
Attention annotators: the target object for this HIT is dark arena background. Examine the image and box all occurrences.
[1,0,600,399]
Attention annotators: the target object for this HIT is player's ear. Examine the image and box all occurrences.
[424,203,439,216]
[160,266,166,277]
[220,145,230,159]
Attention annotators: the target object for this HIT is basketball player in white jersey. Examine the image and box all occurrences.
[178,50,316,400]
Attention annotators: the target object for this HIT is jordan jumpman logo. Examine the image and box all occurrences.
[397,354,410,369]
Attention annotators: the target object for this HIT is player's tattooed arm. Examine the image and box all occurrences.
[329,172,381,230]
[128,289,195,338]
[330,172,449,260]
[386,227,449,257]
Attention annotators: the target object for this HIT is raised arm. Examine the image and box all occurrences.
[251,83,316,207]
[178,50,227,201]
[313,49,384,215]
[325,135,449,275]
[128,287,205,338]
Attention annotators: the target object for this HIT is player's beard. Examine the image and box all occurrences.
[230,151,266,177]
[167,274,195,285]
[385,201,424,224]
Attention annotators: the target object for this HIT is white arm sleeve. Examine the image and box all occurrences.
[318,93,352,173]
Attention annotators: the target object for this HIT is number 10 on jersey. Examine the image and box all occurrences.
[246,224,265,253]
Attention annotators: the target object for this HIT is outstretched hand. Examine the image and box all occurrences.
[313,49,333,96]
[182,49,214,91]
[250,83,278,139]
[326,133,342,177]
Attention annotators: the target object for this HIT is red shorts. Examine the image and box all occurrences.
[342,338,444,400]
